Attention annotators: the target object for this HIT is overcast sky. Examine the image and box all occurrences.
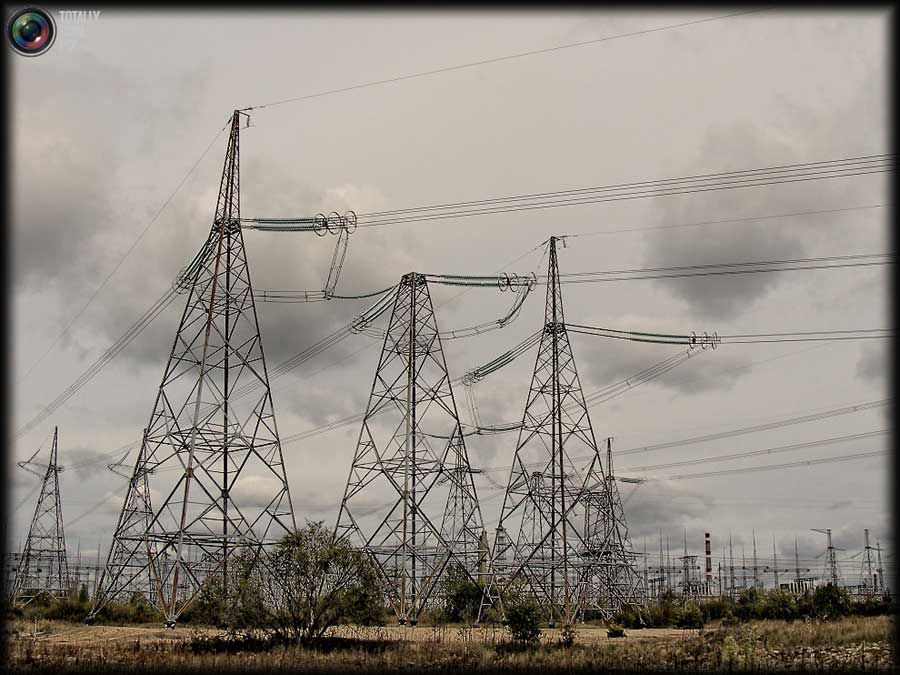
[9,9,892,588]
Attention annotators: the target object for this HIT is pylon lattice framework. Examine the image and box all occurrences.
[13,426,70,605]
[89,110,296,627]
[484,236,643,625]
[91,429,159,606]
[335,273,487,625]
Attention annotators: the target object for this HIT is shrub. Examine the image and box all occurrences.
[735,587,765,621]
[607,623,626,638]
[702,597,735,622]
[720,609,740,626]
[675,602,704,629]
[559,623,576,647]
[503,591,542,646]
[612,607,645,629]
[762,590,798,621]
[264,521,385,641]
[812,584,851,620]
[440,564,483,625]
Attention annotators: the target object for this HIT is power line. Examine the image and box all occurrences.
[15,288,180,438]
[249,156,891,230]
[560,203,888,239]
[350,158,892,228]
[567,323,892,345]
[361,155,890,219]
[239,9,768,111]
[620,429,887,473]
[617,399,889,457]
[652,449,887,481]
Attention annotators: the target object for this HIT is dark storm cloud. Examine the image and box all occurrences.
[641,61,886,321]
[624,481,712,540]
[12,52,212,296]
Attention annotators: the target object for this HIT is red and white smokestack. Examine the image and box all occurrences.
[705,532,713,587]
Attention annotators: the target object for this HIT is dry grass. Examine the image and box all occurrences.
[4,615,894,672]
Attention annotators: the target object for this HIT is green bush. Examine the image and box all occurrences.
[812,584,851,620]
[607,623,626,638]
[439,564,483,625]
[612,606,645,629]
[735,587,765,621]
[675,602,704,629]
[559,623,576,647]
[701,597,735,622]
[504,592,542,645]
[720,609,740,626]
[762,590,798,621]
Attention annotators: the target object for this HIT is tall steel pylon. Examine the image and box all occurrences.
[334,272,485,625]
[13,426,70,604]
[89,110,296,627]
[484,236,642,625]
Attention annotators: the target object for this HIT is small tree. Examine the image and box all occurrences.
[812,584,851,620]
[440,564,483,625]
[762,590,798,621]
[503,588,542,646]
[674,602,704,629]
[262,521,384,641]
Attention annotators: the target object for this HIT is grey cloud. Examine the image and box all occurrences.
[856,340,889,383]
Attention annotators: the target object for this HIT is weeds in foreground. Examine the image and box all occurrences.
[4,615,893,672]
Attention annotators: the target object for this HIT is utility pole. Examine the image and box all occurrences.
[666,536,672,592]
[794,537,801,589]
[718,546,725,597]
[729,533,736,599]
[752,530,759,589]
[643,538,648,599]
[741,545,747,591]
[772,535,779,590]
[659,529,664,595]
[876,540,886,595]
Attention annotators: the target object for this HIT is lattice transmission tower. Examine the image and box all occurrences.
[89,110,296,627]
[91,429,159,606]
[13,426,70,604]
[484,236,643,626]
[335,272,486,625]
[581,439,645,614]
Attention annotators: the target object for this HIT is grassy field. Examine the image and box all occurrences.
[4,615,894,673]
